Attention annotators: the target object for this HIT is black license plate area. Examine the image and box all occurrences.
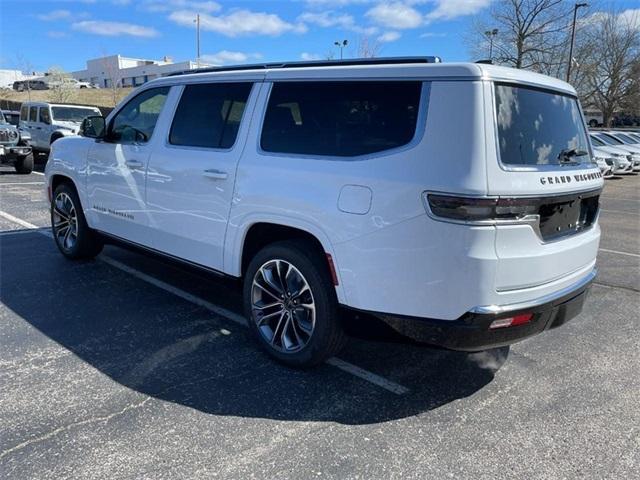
[538,192,599,241]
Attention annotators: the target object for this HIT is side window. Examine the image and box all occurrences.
[109,87,170,144]
[169,82,252,149]
[39,107,51,125]
[29,106,38,122]
[20,105,28,121]
[261,81,423,157]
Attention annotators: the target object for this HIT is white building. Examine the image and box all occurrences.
[0,69,41,89]
[71,55,213,88]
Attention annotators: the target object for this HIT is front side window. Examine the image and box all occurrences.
[29,106,38,122]
[495,84,590,166]
[110,87,170,144]
[169,82,252,149]
[261,81,423,157]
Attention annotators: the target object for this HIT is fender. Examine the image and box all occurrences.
[225,213,347,304]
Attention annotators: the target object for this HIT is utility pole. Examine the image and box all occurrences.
[334,40,348,60]
[485,29,498,62]
[567,3,588,82]
[195,14,201,68]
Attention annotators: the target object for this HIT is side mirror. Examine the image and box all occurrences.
[81,116,106,139]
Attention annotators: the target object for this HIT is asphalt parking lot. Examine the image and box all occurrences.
[1,162,639,479]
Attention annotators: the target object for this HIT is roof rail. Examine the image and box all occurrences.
[168,56,443,77]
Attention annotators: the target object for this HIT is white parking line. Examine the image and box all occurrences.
[0,211,40,229]
[0,209,411,395]
[0,182,45,186]
[599,248,640,259]
[599,209,638,215]
[32,171,45,176]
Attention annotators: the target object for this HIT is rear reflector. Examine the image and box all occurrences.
[489,313,533,329]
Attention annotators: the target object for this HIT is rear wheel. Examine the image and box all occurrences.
[51,183,103,259]
[14,153,33,174]
[243,240,346,368]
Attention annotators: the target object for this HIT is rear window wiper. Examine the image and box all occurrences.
[557,148,588,165]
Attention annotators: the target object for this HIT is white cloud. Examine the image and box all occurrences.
[425,0,492,21]
[169,9,307,37]
[37,10,72,21]
[305,0,372,6]
[298,11,355,29]
[72,20,159,37]
[301,52,322,60]
[144,0,221,13]
[200,50,262,65]
[378,31,401,42]
[365,2,423,29]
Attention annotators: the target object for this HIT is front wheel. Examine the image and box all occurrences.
[243,240,346,368]
[51,183,103,259]
[14,153,33,174]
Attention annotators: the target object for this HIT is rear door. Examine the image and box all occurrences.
[484,82,603,291]
[145,81,258,271]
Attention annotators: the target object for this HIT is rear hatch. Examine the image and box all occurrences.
[486,81,603,291]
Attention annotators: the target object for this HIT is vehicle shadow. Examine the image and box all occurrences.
[1,232,508,425]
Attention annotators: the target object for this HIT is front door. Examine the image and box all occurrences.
[146,81,258,271]
[86,86,172,246]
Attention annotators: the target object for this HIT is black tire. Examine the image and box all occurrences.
[51,182,103,259]
[589,119,598,128]
[14,153,33,174]
[243,239,347,368]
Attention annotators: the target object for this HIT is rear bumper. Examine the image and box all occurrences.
[371,268,596,351]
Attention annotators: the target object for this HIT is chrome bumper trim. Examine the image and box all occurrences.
[470,267,597,315]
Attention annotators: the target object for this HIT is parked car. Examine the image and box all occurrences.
[13,79,48,91]
[591,150,614,178]
[591,131,640,172]
[589,134,635,174]
[45,58,603,367]
[583,110,603,128]
[1,109,20,127]
[0,109,33,173]
[19,102,102,152]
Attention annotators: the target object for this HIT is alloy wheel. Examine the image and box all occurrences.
[251,259,316,353]
[52,192,78,252]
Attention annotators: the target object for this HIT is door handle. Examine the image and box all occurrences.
[203,168,228,180]
[125,159,144,169]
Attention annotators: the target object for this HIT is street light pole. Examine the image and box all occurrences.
[485,29,498,62]
[567,3,588,82]
[334,39,348,60]
[195,14,201,68]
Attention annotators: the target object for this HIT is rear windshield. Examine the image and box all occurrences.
[614,133,637,144]
[495,84,590,166]
[52,107,99,122]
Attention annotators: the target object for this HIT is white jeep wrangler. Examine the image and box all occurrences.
[45,58,603,367]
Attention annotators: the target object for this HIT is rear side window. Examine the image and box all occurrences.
[20,105,28,121]
[495,84,590,166]
[170,82,252,149]
[261,81,423,157]
[29,106,38,122]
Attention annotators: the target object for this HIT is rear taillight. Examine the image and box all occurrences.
[425,193,538,222]
[489,313,533,329]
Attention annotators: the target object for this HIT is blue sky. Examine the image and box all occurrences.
[1,0,638,72]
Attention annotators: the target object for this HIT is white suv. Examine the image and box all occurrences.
[45,58,603,367]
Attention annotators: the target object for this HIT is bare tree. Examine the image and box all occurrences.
[101,54,123,107]
[15,54,34,101]
[356,36,381,58]
[471,0,573,69]
[578,10,640,126]
[47,66,75,103]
